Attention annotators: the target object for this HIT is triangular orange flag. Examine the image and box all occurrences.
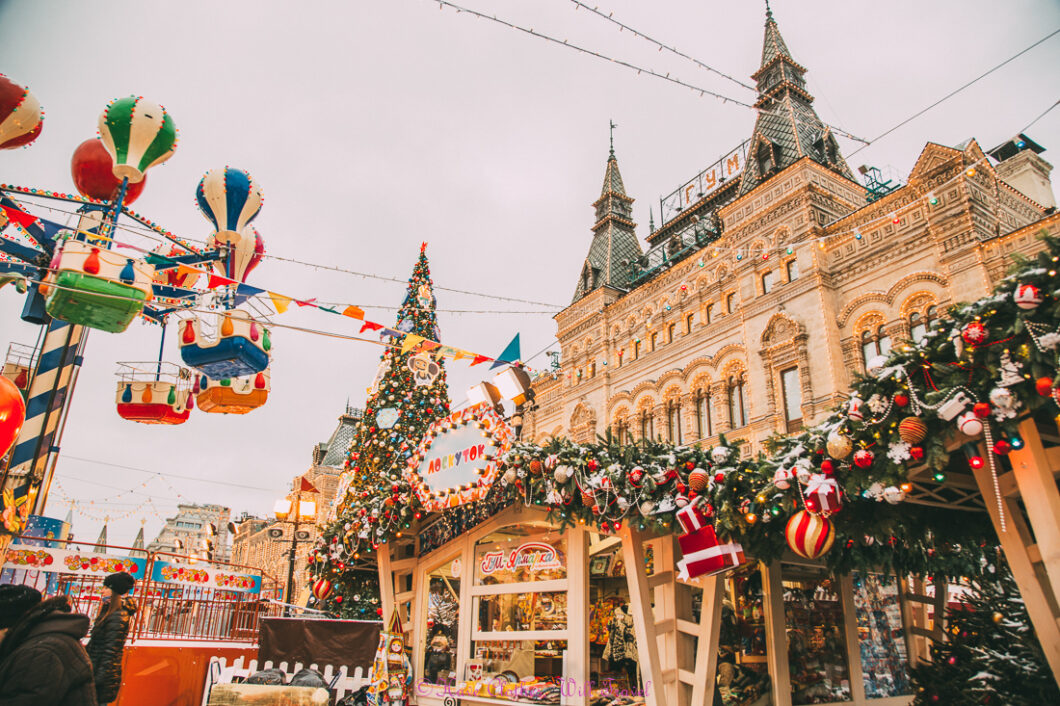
[268,291,291,313]
[401,335,424,354]
[342,305,365,320]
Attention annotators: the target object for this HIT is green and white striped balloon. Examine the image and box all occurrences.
[98,96,177,184]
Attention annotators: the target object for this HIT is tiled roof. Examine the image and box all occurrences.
[761,11,792,67]
[320,412,360,467]
[601,152,626,195]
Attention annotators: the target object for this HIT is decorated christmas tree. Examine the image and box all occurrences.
[910,559,1059,704]
[310,244,451,616]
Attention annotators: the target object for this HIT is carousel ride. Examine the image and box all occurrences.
[0,74,277,535]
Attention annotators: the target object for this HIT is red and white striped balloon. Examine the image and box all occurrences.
[785,510,835,559]
[0,74,42,150]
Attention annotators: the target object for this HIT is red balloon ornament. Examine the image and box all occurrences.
[0,74,43,150]
[71,138,147,204]
[0,376,27,457]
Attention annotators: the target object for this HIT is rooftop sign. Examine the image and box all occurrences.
[660,140,749,224]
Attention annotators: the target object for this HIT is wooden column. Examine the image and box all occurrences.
[838,574,867,703]
[566,525,591,706]
[761,560,792,706]
[377,543,395,622]
[454,536,475,686]
[688,575,724,706]
[971,457,1060,687]
[619,526,665,706]
[652,536,679,705]
[1008,418,1060,609]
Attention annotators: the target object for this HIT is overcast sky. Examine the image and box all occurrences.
[1,0,1057,550]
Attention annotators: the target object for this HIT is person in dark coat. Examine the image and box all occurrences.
[0,584,98,706]
[86,572,137,705]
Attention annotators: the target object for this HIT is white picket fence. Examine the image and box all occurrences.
[201,655,369,705]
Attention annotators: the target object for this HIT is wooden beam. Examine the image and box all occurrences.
[971,453,1060,688]
[567,525,591,706]
[688,574,723,706]
[619,526,666,706]
[1009,418,1060,610]
[648,570,674,589]
[762,561,793,706]
[376,543,395,623]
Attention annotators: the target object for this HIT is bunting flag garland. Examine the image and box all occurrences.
[490,333,522,370]
[268,291,291,313]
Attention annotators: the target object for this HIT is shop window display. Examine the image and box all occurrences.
[476,591,567,632]
[852,573,912,699]
[783,565,852,705]
[423,558,461,685]
[716,564,772,706]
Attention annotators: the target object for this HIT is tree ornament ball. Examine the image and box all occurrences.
[961,321,987,345]
[893,393,909,408]
[628,466,644,485]
[773,468,791,490]
[710,446,730,464]
[1036,377,1055,396]
[528,459,543,475]
[713,471,726,484]
[989,387,1015,409]
[71,138,147,203]
[826,431,853,459]
[993,440,1012,455]
[957,411,983,437]
[846,396,865,421]
[0,375,27,457]
[853,449,874,469]
[992,611,1003,624]
[898,417,927,444]
[820,459,835,476]
[785,510,836,559]
[688,467,709,492]
[972,402,992,419]
[674,494,689,508]
[311,578,333,600]
[553,467,568,484]
[1014,282,1043,309]
[909,446,925,461]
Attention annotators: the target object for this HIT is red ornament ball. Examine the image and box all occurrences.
[972,402,991,419]
[587,459,599,472]
[334,595,343,604]
[893,393,909,408]
[820,459,835,475]
[713,472,726,484]
[1014,283,1043,310]
[528,459,543,475]
[909,446,925,461]
[71,139,147,204]
[1036,377,1054,396]
[311,578,333,600]
[993,440,1012,455]
[785,510,836,559]
[853,449,874,469]
[961,321,987,345]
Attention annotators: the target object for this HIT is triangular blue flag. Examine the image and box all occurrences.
[490,333,521,370]
[235,283,265,298]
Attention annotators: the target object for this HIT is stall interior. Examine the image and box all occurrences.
[424,557,461,686]
[716,564,773,706]
[588,534,644,697]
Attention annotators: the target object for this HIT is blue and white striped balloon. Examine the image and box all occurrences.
[195,167,263,245]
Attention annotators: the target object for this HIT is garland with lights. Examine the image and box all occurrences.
[312,232,1060,586]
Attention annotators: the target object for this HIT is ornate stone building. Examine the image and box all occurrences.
[230,406,361,602]
[524,10,1059,454]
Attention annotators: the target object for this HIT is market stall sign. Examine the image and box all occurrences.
[406,402,514,512]
[479,541,562,576]
[151,559,262,593]
[3,544,146,577]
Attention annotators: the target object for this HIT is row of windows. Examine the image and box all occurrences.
[613,368,802,443]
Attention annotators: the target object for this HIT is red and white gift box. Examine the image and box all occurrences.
[804,473,842,516]
[677,524,745,580]
[676,502,711,534]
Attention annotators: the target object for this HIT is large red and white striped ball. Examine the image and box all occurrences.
[0,74,42,150]
[785,510,836,559]
[312,578,333,600]
[1014,283,1042,310]
[898,417,927,445]
[688,468,709,492]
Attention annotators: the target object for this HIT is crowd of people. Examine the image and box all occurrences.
[0,571,137,705]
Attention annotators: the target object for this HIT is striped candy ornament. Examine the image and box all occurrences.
[0,74,43,150]
[196,167,264,246]
[785,510,835,559]
[312,578,333,600]
[98,96,177,183]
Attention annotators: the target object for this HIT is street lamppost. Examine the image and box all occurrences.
[273,479,319,616]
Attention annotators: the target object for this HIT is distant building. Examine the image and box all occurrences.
[230,406,361,603]
[147,503,231,562]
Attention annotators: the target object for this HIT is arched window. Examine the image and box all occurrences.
[686,313,695,334]
[861,325,893,366]
[667,399,682,444]
[909,312,926,343]
[695,390,714,439]
[705,303,714,324]
[757,141,774,175]
[728,376,748,428]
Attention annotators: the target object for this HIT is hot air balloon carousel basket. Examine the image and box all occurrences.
[179,310,270,378]
[114,361,193,425]
[43,240,154,333]
[195,369,269,414]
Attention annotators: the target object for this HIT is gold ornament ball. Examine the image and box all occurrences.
[992,611,1003,624]
[826,431,853,459]
[898,416,928,445]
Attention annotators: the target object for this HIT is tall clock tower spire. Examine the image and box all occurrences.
[738,5,855,194]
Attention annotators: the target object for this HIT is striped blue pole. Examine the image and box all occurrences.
[1,320,86,526]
